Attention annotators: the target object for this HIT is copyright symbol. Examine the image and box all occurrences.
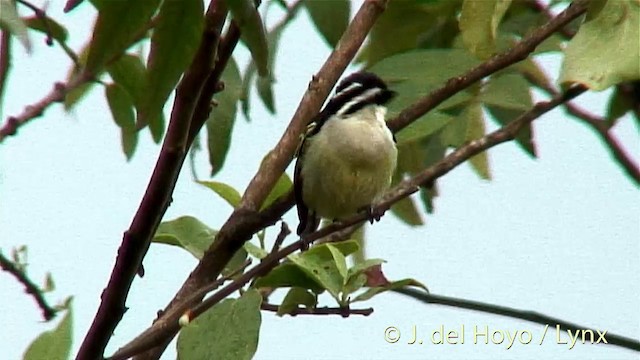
[384,326,400,343]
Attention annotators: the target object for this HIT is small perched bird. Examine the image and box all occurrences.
[294,71,398,235]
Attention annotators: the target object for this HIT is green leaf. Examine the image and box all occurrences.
[244,242,268,260]
[197,181,242,208]
[256,75,275,113]
[177,290,261,360]
[106,83,136,131]
[486,106,536,157]
[23,300,72,360]
[347,259,385,281]
[0,0,31,52]
[106,83,138,159]
[460,0,512,59]
[352,279,427,303]
[23,15,68,43]
[153,216,217,259]
[222,248,248,277]
[464,101,491,180]
[228,0,269,76]
[395,111,454,144]
[606,86,633,125]
[305,0,350,47]
[390,196,424,226]
[208,58,242,176]
[482,73,532,111]
[277,287,317,316]
[108,53,147,107]
[560,0,640,90]
[138,0,204,132]
[260,172,292,211]
[85,0,160,74]
[288,243,349,301]
[350,224,366,265]
[254,262,325,293]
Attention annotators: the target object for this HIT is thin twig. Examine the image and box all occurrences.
[17,0,54,45]
[394,288,640,352]
[386,0,588,133]
[0,251,57,321]
[270,221,291,252]
[261,303,373,317]
[75,2,230,359]
[524,63,640,185]
[109,87,586,360]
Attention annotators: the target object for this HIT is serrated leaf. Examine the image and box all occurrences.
[305,0,349,47]
[260,172,292,211]
[208,58,242,176]
[482,73,532,111]
[390,196,424,226]
[23,15,68,43]
[460,0,512,59]
[560,0,640,90]
[277,287,317,316]
[228,0,269,76]
[243,242,267,260]
[0,0,31,52]
[85,0,160,74]
[177,290,261,360]
[138,0,203,133]
[352,279,427,303]
[254,262,325,293]
[153,216,217,259]
[197,180,242,208]
[23,300,72,360]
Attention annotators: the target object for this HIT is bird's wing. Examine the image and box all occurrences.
[294,122,319,235]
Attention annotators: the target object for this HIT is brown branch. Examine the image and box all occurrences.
[524,65,640,185]
[395,288,640,352]
[260,303,374,317]
[75,2,230,359]
[63,0,84,13]
[270,221,291,252]
[127,1,393,358]
[0,251,57,321]
[109,86,586,360]
[386,0,588,133]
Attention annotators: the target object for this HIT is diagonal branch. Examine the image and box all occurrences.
[394,288,640,352]
[0,251,57,321]
[110,85,587,360]
[130,1,394,359]
[261,303,374,317]
[75,2,230,359]
[387,0,588,133]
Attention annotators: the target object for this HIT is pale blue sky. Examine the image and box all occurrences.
[1,1,638,359]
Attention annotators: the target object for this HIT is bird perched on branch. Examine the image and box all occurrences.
[294,71,398,236]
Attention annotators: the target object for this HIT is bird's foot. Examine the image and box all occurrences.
[360,205,385,224]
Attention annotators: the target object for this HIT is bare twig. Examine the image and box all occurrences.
[524,65,640,185]
[261,303,373,317]
[110,86,586,360]
[75,2,230,359]
[0,251,57,321]
[394,287,640,352]
[270,221,291,252]
[0,72,92,142]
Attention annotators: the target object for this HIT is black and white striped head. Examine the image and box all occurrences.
[323,71,396,119]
